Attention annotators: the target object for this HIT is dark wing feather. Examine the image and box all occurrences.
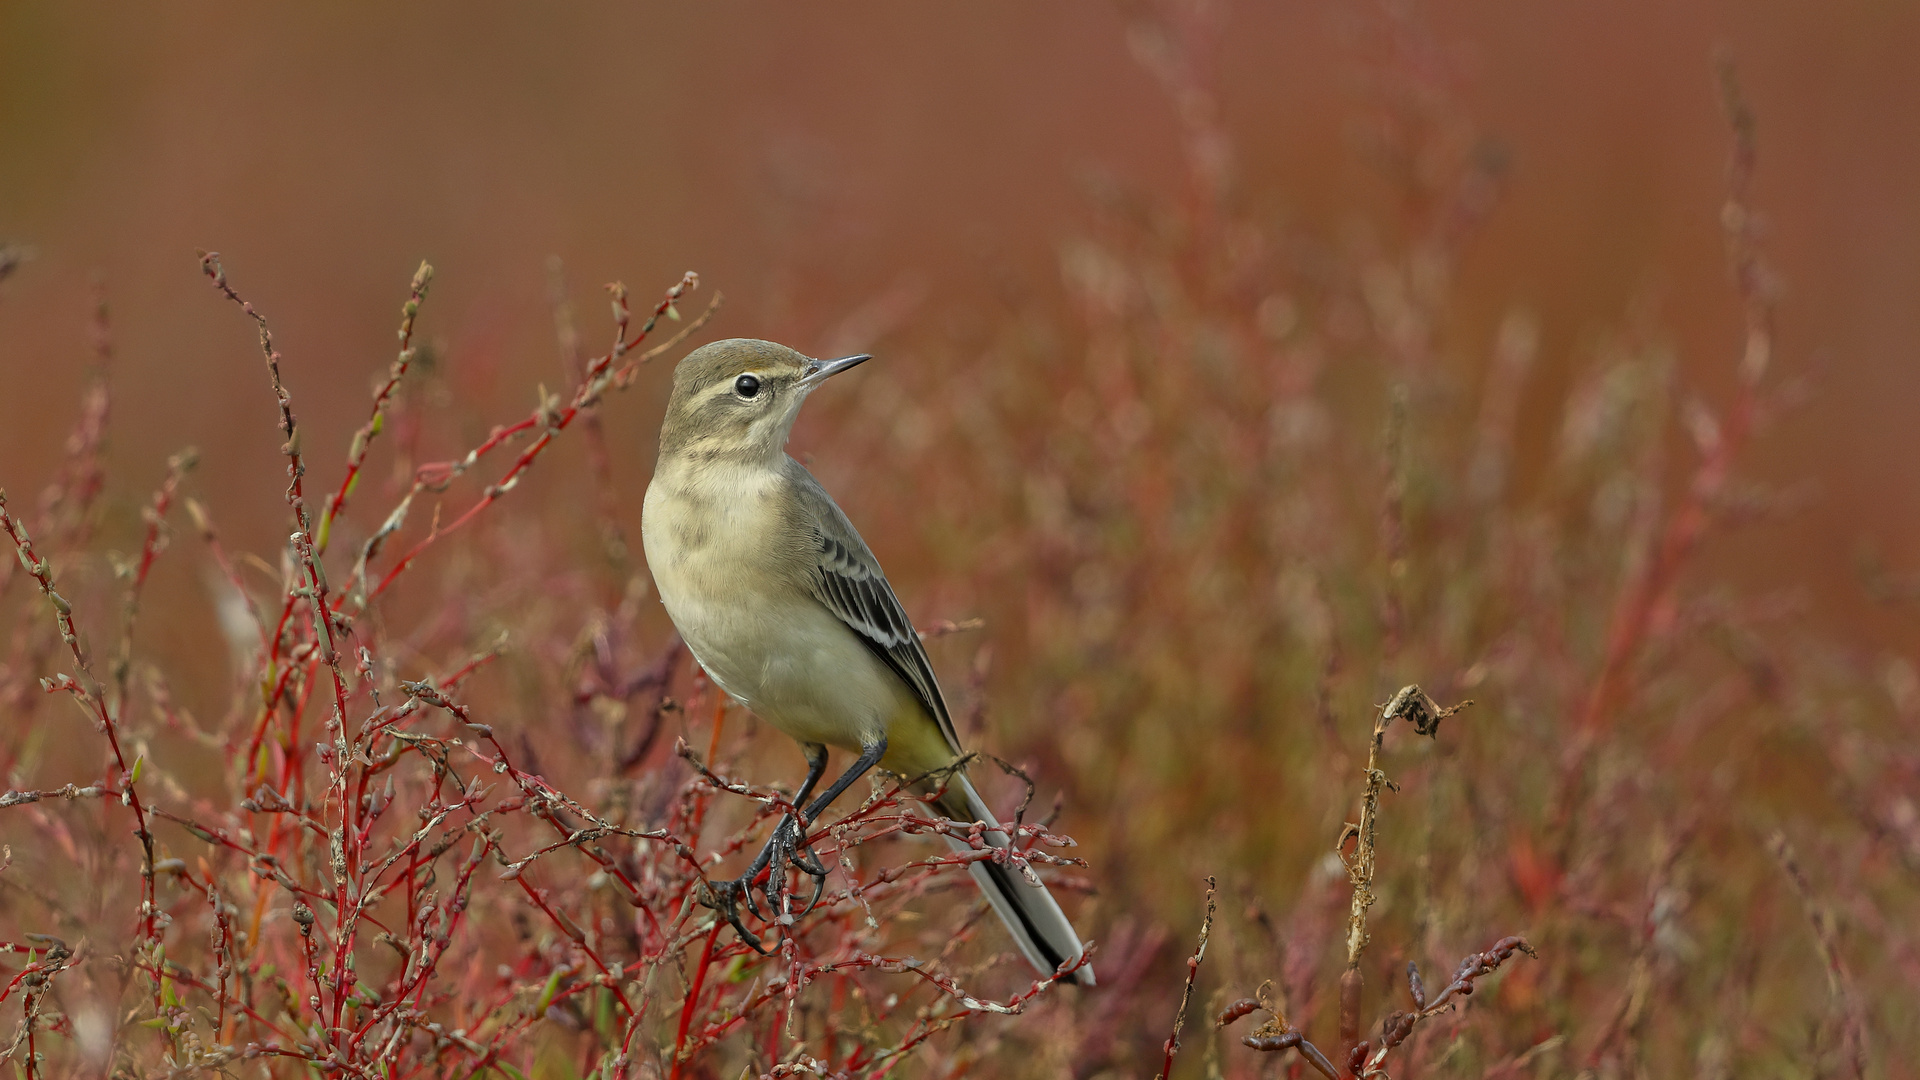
[789,466,962,757]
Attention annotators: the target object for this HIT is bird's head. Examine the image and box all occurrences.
[657,338,870,463]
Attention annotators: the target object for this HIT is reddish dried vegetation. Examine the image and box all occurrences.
[0,5,1914,1079]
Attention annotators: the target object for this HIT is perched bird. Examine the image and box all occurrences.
[641,338,1093,985]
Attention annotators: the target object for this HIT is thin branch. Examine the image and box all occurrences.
[1155,876,1216,1080]
[316,260,434,556]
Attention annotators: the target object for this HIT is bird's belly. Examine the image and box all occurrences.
[677,595,904,751]
[643,500,903,751]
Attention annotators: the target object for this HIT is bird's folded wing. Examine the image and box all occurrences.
[789,467,963,758]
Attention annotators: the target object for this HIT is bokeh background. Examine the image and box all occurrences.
[4,1,1920,1075]
[8,0,1920,680]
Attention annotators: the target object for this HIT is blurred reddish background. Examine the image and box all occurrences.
[5,2,1919,666]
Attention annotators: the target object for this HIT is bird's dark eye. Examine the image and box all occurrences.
[734,374,761,399]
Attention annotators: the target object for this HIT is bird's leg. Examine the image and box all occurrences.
[801,736,886,822]
[750,744,829,918]
[714,743,831,948]
[784,742,832,881]
[710,739,888,948]
[791,742,830,806]
[754,741,842,921]
[788,737,886,916]
[757,737,890,922]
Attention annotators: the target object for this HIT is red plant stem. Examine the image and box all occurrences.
[669,921,723,1080]
[287,656,321,808]
[1554,63,1774,852]
[388,845,488,1021]
[1575,62,1771,741]
[114,449,194,710]
[0,962,57,1003]
[201,253,360,1052]
[435,645,502,691]
[124,459,189,596]
[317,261,434,556]
[772,992,791,1068]
[404,845,420,929]
[680,946,1083,1064]
[578,280,628,570]
[706,693,726,768]
[413,689,671,904]
[242,660,302,791]
[0,496,160,961]
[372,429,557,599]
[266,590,300,668]
[139,960,304,1047]
[1573,363,1760,739]
[148,808,348,911]
[364,272,697,604]
[210,888,233,1038]
[1158,877,1217,1080]
[351,840,490,1053]
[49,283,113,542]
[503,870,635,1015]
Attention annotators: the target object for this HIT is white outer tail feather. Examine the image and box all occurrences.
[944,774,1095,986]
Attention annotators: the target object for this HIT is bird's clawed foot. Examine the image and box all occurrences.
[748,814,828,924]
[699,875,769,955]
[701,814,829,953]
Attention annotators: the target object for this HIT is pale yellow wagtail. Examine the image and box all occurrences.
[641,339,1093,985]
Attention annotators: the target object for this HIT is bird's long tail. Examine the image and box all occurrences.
[938,774,1095,986]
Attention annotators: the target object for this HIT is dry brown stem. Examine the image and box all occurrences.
[1155,876,1216,1080]
[1768,831,1869,1080]
[1218,683,1515,1080]
[1337,687,1471,1048]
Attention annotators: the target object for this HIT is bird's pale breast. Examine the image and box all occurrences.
[641,461,913,752]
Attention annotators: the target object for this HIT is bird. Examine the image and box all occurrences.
[640,338,1093,986]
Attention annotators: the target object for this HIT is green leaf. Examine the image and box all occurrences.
[593,986,613,1041]
[534,967,565,1016]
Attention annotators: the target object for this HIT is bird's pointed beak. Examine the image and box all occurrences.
[798,353,872,390]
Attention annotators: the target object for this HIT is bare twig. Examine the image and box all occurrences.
[359,272,700,604]
[1769,831,1868,1080]
[1339,686,1471,1048]
[1221,684,1501,1080]
[1156,876,1216,1080]
[0,494,160,955]
[315,260,433,556]
[111,448,197,714]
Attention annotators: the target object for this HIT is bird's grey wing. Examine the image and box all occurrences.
[786,465,963,758]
